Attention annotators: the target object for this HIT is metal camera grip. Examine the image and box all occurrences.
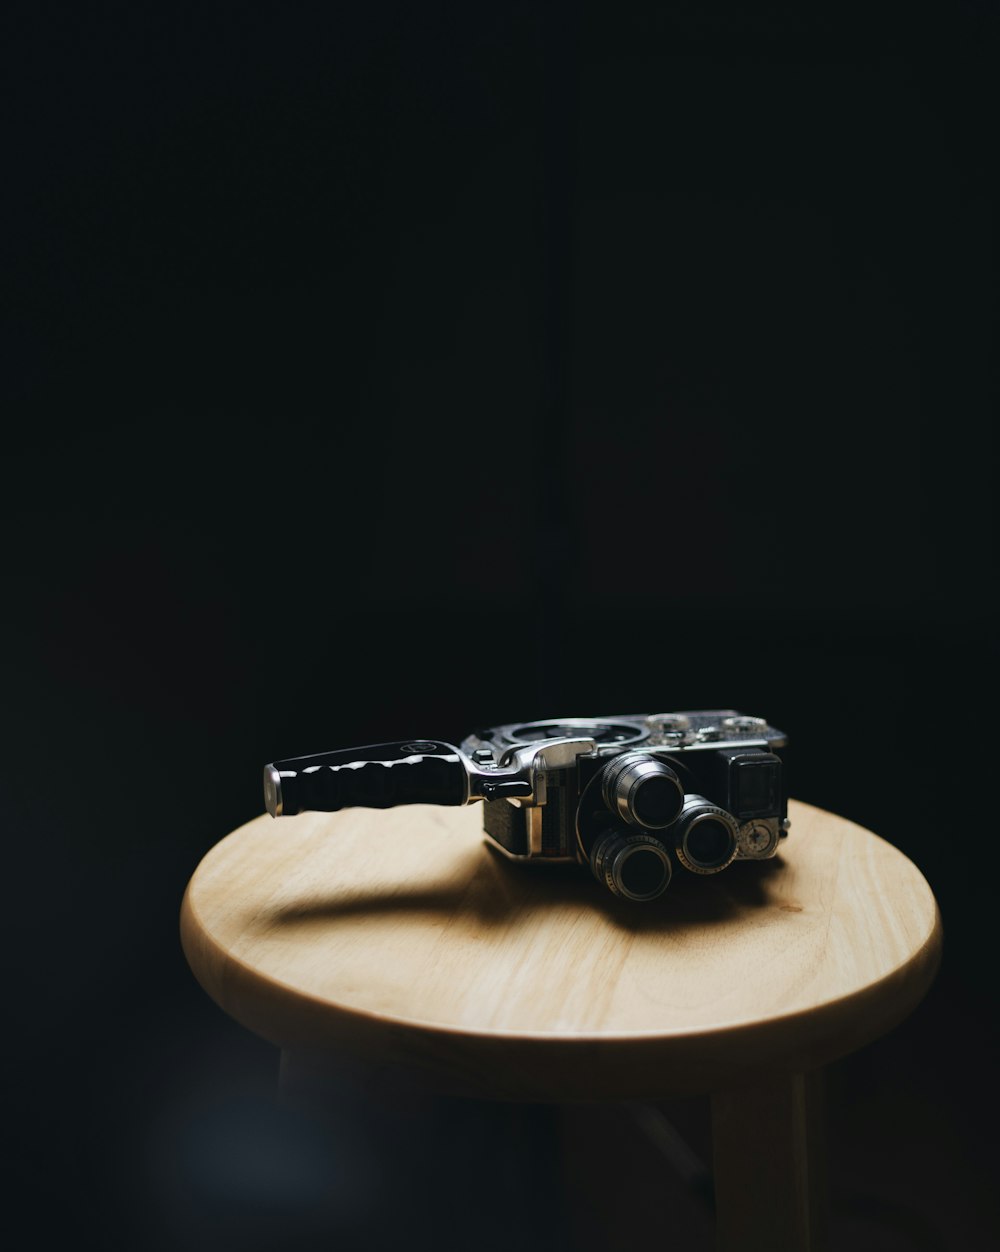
[264,740,468,817]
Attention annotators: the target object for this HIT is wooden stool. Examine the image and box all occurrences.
[181,799,941,1251]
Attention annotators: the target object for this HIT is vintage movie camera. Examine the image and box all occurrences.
[263,711,789,903]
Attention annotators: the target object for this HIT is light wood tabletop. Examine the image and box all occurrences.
[181,798,941,1103]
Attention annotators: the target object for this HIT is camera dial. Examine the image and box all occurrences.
[672,796,739,875]
[601,752,684,831]
[646,713,691,733]
[722,715,768,735]
[589,828,673,902]
[738,820,781,859]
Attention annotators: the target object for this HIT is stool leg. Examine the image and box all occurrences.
[711,1069,828,1252]
[279,1050,572,1251]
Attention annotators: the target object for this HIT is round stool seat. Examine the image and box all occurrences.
[181,799,940,1102]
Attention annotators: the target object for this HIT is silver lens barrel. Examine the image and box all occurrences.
[673,795,739,874]
[589,830,673,901]
[602,752,684,831]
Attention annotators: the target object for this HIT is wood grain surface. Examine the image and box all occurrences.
[180,799,941,1101]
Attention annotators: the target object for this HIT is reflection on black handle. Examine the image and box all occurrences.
[264,740,468,816]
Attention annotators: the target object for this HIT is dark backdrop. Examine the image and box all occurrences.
[3,3,995,1250]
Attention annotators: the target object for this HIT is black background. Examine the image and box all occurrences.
[2,3,996,1249]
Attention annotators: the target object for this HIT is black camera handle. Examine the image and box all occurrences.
[264,740,471,817]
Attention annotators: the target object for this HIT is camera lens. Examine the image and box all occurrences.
[686,820,731,864]
[589,829,672,902]
[673,796,739,875]
[602,753,684,831]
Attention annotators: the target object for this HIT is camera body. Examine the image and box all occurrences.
[264,710,788,903]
